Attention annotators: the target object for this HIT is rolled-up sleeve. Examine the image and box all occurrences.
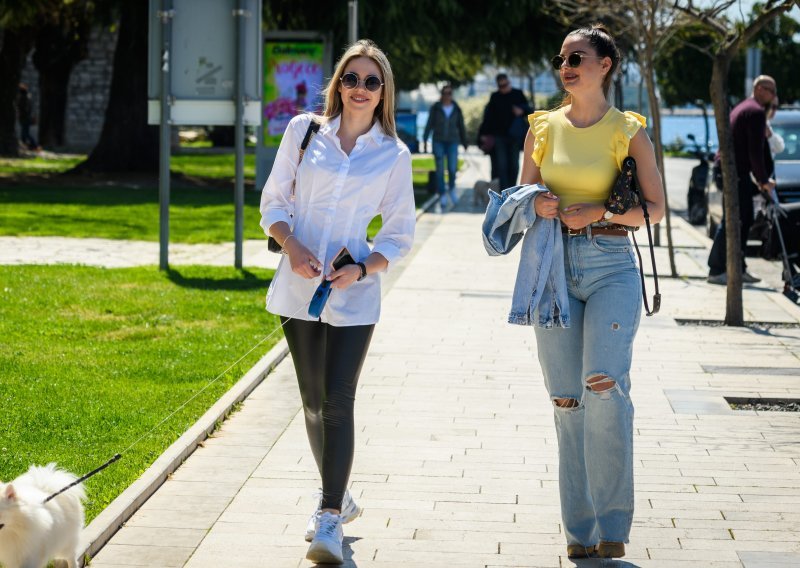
[372,147,415,269]
[259,115,306,234]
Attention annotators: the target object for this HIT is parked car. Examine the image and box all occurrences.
[707,108,800,238]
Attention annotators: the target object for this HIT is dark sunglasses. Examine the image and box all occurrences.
[340,72,384,92]
[551,52,604,70]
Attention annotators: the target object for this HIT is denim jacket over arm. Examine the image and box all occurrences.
[482,184,570,328]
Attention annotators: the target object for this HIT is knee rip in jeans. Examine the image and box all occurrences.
[585,374,617,399]
[552,397,581,409]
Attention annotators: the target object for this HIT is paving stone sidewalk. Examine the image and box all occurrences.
[84,153,800,567]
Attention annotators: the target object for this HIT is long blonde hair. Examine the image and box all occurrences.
[323,39,397,138]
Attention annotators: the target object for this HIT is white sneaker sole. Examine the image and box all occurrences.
[306,541,344,564]
[305,504,361,541]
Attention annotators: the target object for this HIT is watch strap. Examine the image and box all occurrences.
[356,262,367,281]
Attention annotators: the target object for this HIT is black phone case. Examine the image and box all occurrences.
[331,247,356,271]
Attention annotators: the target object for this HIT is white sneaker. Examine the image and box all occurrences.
[306,511,344,565]
[341,490,363,524]
[449,189,459,206]
[305,489,361,542]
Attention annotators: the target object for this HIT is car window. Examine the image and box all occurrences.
[772,123,800,160]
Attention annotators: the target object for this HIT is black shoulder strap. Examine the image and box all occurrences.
[630,162,661,316]
[300,118,321,151]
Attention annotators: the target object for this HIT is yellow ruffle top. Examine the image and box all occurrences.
[528,107,646,210]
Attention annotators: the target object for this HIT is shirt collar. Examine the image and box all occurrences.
[321,114,386,145]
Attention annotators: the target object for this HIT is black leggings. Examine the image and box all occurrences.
[281,317,374,511]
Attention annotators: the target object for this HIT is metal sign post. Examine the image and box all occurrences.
[158,0,173,271]
[148,0,261,270]
[348,0,358,44]
[234,0,247,269]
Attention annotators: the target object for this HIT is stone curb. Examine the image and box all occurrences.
[78,338,290,564]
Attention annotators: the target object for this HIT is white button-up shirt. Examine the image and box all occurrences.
[260,113,416,326]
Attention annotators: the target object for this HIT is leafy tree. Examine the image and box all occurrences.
[655,15,800,108]
[263,0,564,89]
[753,13,800,104]
[73,0,157,173]
[0,2,45,156]
[32,0,94,147]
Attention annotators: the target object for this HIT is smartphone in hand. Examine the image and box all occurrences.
[330,246,356,271]
[309,247,356,319]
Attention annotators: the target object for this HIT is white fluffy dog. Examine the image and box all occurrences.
[0,463,86,568]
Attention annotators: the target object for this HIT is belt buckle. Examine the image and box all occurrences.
[566,227,583,237]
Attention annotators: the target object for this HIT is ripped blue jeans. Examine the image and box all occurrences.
[534,231,641,547]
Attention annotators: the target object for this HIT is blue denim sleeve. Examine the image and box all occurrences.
[481,184,548,256]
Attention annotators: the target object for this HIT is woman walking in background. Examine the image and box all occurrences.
[423,84,468,212]
[260,39,415,564]
[519,24,664,559]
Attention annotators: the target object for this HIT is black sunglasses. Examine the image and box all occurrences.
[340,72,384,92]
[551,52,604,70]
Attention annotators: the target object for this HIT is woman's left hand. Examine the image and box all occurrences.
[559,203,604,230]
[327,264,361,289]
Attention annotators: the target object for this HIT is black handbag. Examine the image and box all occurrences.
[604,156,661,316]
[267,118,321,253]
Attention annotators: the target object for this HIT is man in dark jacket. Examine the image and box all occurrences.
[478,73,531,190]
[707,75,777,285]
[423,84,468,211]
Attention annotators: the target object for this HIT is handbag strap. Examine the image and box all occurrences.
[630,169,661,316]
[290,118,321,203]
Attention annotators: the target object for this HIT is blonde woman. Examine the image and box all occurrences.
[260,40,415,564]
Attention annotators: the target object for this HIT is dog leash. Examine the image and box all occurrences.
[43,454,122,503]
[42,299,312,504]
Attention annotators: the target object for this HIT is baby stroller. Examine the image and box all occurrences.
[760,188,800,303]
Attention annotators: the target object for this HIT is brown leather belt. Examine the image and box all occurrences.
[561,224,629,237]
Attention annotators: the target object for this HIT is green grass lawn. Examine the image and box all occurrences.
[0,264,280,522]
[0,153,441,243]
[0,153,449,183]
[170,153,256,180]
[0,184,267,243]
[0,155,85,175]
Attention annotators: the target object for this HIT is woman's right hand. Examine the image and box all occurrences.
[285,238,322,279]
[534,191,560,219]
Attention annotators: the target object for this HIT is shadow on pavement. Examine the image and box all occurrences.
[308,535,361,567]
[568,559,642,568]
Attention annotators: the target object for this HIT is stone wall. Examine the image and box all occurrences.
[20,24,118,152]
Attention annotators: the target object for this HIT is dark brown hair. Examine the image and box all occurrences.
[558,23,621,108]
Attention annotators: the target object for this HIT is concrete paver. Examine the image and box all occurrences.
[8,152,800,567]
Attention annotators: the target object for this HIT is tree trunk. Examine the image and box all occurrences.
[0,28,34,156]
[73,1,157,173]
[710,55,744,326]
[643,59,677,277]
[33,19,90,148]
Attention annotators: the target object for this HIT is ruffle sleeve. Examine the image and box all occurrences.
[528,111,550,167]
[614,111,647,169]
